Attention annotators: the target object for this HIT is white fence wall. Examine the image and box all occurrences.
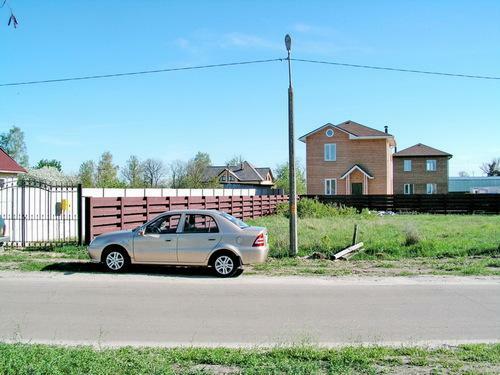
[0,178,79,246]
[82,187,280,198]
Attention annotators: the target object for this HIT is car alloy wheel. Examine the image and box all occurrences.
[214,255,234,276]
[106,251,125,271]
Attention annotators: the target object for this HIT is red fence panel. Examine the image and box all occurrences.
[85,194,288,244]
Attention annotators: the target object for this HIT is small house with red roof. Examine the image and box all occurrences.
[0,147,27,180]
[393,143,452,194]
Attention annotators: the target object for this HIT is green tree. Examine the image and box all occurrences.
[35,159,62,172]
[79,160,96,188]
[121,155,144,187]
[0,126,29,167]
[96,152,120,188]
[274,162,306,195]
[182,152,214,188]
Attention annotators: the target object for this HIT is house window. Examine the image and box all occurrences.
[403,183,414,195]
[220,176,226,182]
[228,176,235,182]
[404,160,412,172]
[324,179,336,195]
[426,160,437,171]
[426,183,437,194]
[325,128,334,137]
[324,144,336,161]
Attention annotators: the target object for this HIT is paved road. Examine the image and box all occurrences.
[0,272,499,347]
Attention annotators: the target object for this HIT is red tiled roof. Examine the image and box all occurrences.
[393,143,452,157]
[336,120,392,137]
[298,120,392,142]
[0,148,27,173]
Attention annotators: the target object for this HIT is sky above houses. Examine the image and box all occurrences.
[1,0,499,176]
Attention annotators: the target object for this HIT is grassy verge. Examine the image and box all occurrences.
[0,213,498,277]
[247,214,500,259]
[1,343,499,374]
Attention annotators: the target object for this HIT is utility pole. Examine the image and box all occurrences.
[285,34,298,257]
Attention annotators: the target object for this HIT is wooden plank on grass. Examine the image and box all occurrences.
[332,242,364,260]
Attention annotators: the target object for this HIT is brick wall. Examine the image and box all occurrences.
[393,156,449,194]
[305,125,393,195]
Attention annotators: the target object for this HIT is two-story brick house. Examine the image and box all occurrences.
[300,121,452,195]
[299,121,396,195]
[393,143,452,194]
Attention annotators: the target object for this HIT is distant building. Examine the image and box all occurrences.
[393,143,452,194]
[449,176,500,194]
[0,147,27,184]
[203,161,274,189]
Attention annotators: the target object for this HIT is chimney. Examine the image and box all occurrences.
[384,125,388,134]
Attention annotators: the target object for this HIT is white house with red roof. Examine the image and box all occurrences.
[0,147,27,180]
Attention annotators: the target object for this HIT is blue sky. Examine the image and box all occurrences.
[1,0,499,176]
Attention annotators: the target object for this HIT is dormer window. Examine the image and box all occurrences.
[220,176,226,182]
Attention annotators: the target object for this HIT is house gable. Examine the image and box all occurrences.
[0,148,27,174]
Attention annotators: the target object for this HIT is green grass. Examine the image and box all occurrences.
[0,245,89,272]
[0,343,499,374]
[248,214,500,260]
[1,214,499,277]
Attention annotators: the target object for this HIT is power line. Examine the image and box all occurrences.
[291,58,500,80]
[0,58,284,87]
[1,56,499,87]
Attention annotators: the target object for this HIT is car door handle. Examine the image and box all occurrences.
[165,239,172,242]
[208,238,216,241]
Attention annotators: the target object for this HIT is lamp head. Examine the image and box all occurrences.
[285,34,291,52]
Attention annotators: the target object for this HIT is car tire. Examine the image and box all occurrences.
[211,252,239,278]
[103,248,130,272]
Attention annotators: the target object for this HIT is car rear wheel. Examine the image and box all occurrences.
[103,249,129,272]
[212,253,239,278]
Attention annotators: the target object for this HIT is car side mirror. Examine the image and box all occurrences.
[137,228,145,236]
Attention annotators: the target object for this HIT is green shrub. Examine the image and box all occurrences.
[404,225,421,246]
[277,198,367,219]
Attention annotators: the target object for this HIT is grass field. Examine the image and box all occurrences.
[247,214,500,259]
[1,343,499,374]
[0,213,498,276]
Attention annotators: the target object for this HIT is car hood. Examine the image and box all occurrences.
[91,229,134,245]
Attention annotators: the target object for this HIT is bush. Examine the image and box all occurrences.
[404,225,421,246]
[276,198,368,219]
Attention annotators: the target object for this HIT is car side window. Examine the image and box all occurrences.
[183,214,219,233]
[146,214,181,234]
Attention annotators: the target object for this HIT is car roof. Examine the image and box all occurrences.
[160,209,222,215]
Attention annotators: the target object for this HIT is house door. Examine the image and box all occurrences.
[351,183,363,195]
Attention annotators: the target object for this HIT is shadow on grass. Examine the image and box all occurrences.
[41,262,216,278]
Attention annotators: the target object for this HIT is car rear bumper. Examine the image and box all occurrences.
[241,245,269,265]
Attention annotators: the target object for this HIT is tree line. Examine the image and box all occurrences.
[0,125,307,191]
[78,151,220,189]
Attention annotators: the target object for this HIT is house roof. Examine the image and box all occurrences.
[340,164,374,179]
[393,143,452,157]
[204,161,273,183]
[0,148,27,174]
[298,120,393,142]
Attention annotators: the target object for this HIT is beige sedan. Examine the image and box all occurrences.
[87,210,269,277]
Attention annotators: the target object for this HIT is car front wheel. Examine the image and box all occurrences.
[212,253,239,278]
[104,249,129,272]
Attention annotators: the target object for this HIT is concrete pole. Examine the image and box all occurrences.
[285,34,298,257]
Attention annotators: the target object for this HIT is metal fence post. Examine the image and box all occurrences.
[77,183,83,246]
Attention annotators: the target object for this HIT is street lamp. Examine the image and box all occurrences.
[285,34,298,257]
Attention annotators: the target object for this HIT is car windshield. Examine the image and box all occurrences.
[219,212,249,229]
